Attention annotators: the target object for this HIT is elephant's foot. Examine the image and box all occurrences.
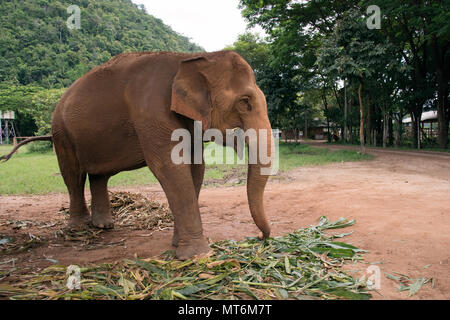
[172,230,179,247]
[172,237,179,248]
[176,237,211,260]
[67,214,91,230]
[91,213,114,229]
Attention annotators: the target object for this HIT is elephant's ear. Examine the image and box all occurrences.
[170,56,212,131]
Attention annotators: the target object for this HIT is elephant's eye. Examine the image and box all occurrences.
[241,97,252,111]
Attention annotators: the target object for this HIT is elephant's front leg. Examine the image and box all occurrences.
[150,161,209,260]
[172,159,205,247]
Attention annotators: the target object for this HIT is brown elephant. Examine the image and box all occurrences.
[1,51,273,260]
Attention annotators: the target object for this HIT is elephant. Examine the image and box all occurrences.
[1,51,274,260]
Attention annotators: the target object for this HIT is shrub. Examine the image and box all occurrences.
[27,141,53,154]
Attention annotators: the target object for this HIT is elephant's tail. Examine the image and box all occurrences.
[0,135,53,162]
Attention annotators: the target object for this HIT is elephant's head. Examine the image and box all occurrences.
[170,51,273,239]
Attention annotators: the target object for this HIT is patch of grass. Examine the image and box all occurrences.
[0,145,19,155]
[279,142,372,171]
[0,149,65,194]
[0,147,158,194]
[0,142,371,195]
[26,141,53,154]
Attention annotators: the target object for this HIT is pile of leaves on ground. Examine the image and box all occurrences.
[0,192,173,254]
[58,191,173,231]
[109,191,173,230]
[0,233,47,255]
[0,217,372,300]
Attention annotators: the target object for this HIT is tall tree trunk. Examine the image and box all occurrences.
[382,109,387,148]
[388,111,393,146]
[365,97,372,146]
[322,90,331,143]
[394,114,400,148]
[304,112,308,140]
[349,95,354,144]
[432,37,449,148]
[358,81,365,152]
[344,79,348,143]
[411,109,422,149]
[349,124,353,144]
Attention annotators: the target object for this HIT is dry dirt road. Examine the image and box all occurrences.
[1,144,449,300]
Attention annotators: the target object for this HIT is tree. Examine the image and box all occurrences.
[224,33,270,76]
[225,32,303,133]
[317,9,398,151]
[239,0,448,149]
[0,0,206,139]
[0,84,65,137]
[0,83,43,136]
[364,0,448,148]
[29,88,66,135]
[0,0,204,89]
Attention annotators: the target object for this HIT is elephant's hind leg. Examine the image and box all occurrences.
[54,139,90,229]
[66,172,90,229]
[89,174,114,229]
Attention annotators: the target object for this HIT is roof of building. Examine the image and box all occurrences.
[402,110,437,123]
[0,111,15,119]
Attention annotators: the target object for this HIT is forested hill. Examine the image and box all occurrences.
[0,0,204,88]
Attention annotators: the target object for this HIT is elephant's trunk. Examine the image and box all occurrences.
[244,117,273,239]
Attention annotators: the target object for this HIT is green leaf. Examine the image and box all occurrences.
[284,256,291,274]
[118,275,135,295]
[134,259,165,276]
[408,278,431,297]
[276,288,289,298]
[177,284,211,296]
[385,273,402,281]
[93,285,122,299]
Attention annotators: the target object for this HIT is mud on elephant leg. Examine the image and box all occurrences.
[89,174,114,229]
[172,161,205,247]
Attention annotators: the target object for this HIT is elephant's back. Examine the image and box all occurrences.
[54,51,189,116]
[50,52,189,174]
[50,54,146,173]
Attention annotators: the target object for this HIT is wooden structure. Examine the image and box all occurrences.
[403,110,439,142]
[0,111,18,145]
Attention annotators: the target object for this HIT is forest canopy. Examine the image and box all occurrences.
[229,0,449,149]
[0,0,448,149]
[0,0,203,88]
[0,0,203,136]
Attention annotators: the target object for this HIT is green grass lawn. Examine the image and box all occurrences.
[0,142,372,195]
[278,142,372,170]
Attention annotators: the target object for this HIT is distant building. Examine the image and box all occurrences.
[0,110,18,144]
[402,110,439,139]
[402,110,438,125]
[281,118,332,141]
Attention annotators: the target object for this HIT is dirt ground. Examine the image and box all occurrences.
[1,143,449,300]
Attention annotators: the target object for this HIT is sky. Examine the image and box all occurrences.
[131,0,262,51]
